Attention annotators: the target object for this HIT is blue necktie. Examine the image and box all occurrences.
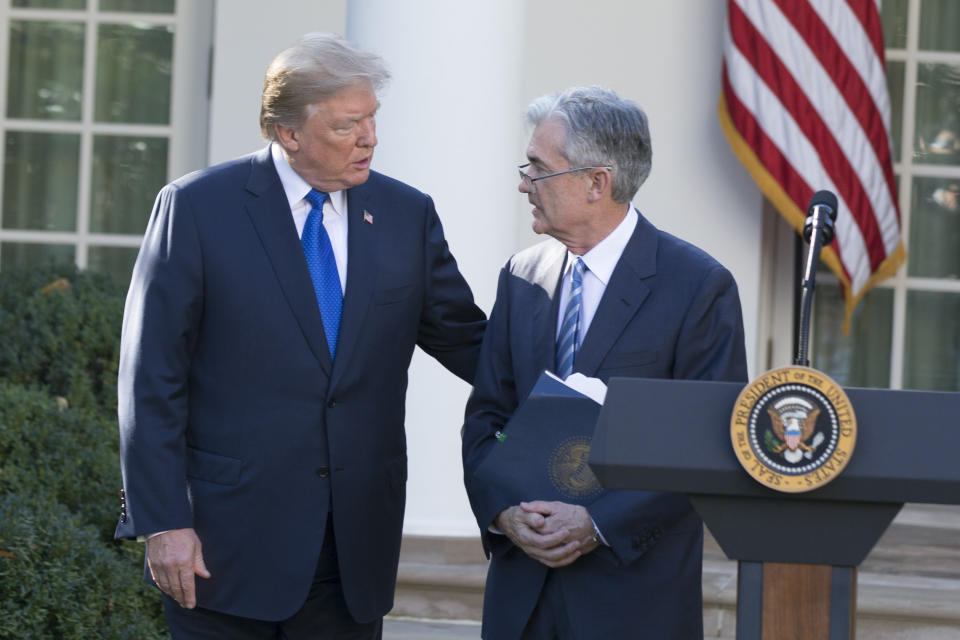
[556,257,585,379]
[302,189,342,359]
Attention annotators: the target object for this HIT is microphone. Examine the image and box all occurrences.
[795,190,839,367]
[803,190,838,245]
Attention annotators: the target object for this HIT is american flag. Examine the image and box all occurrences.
[719,0,905,330]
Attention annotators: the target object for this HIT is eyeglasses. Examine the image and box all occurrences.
[518,163,612,189]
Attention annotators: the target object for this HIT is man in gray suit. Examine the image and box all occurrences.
[462,87,748,639]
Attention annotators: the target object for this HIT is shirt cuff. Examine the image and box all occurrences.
[590,516,609,546]
[137,530,170,543]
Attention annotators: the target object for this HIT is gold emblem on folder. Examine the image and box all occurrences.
[548,436,603,500]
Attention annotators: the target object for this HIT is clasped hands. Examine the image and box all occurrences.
[494,500,599,568]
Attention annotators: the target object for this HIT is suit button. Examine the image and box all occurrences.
[327,399,337,408]
[316,467,330,478]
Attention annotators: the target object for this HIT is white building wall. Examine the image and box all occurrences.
[207,0,764,538]
[207,1,347,164]
[521,0,763,376]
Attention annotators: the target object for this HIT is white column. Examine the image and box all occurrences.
[207,0,347,164]
[347,0,525,535]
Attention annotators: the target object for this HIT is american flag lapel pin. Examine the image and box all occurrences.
[363,210,374,225]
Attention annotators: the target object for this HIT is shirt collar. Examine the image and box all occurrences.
[271,143,346,216]
[567,206,638,286]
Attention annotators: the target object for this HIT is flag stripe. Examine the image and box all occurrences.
[841,0,886,63]
[722,61,861,288]
[729,0,888,272]
[733,0,898,259]
[718,87,861,298]
[722,65,812,218]
[720,0,904,329]
[780,0,900,231]
[808,0,891,128]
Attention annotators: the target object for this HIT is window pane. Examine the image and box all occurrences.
[12,0,85,8]
[87,245,138,288]
[812,282,893,388]
[1,242,74,269]
[887,61,905,162]
[6,20,85,121]
[2,131,80,231]
[90,135,168,234]
[903,291,960,390]
[94,23,174,124]
[99,0,174,13]
[907,177,960,278]
[914,64,960,165]
[919,0,960,52]
[881,0,908,49]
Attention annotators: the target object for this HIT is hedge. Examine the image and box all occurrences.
[0,263,123,415]
[0,383,122,539]
[0,264,168,638]
[0,494,166,640]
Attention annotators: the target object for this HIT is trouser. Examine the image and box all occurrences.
[163,519,382,640]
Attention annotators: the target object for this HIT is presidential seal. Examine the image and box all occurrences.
[548,436,603,500]
[730,366,856,493]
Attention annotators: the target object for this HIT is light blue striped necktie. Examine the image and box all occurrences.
[302,189,342,359]
[556,257,585,379]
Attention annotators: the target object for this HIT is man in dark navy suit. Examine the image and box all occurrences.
[462,87,748,639]
[116,33,485,639]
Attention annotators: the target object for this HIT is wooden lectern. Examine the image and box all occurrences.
[589,377,960,640]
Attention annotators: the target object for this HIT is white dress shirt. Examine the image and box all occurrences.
[271,143,348,292]
[555,206,638,345]
[554,206,636,546]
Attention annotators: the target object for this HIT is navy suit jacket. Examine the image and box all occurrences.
[462,213,747,640]
[116,146,485,622]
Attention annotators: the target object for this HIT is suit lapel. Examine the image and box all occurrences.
[243,146,334,375]
[575,214,658,376]
[331,183,378,382]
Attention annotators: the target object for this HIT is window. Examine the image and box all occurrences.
[0,0,212,286]
[806,0,960,392]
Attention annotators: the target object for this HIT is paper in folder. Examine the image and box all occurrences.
[473,371,604,505]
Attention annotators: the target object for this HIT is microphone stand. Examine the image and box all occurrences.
[795,207,829,367]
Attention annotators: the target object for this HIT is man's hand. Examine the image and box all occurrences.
[146,528,211,609]
[522,501,599,557]
[494,504,581,568]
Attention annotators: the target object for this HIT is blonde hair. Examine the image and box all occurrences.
[260,32,390,141]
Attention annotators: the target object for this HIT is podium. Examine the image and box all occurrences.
[589,376,960,639]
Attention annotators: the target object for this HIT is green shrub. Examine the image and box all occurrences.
[0,383,121,539]
[0,493,166,640]
[0,263,124,415]
[0,264,169,639]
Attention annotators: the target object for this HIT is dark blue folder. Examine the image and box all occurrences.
[472,371,604,505]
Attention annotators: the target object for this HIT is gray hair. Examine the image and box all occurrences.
[525,87,652,203]
[260,32,390,141]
